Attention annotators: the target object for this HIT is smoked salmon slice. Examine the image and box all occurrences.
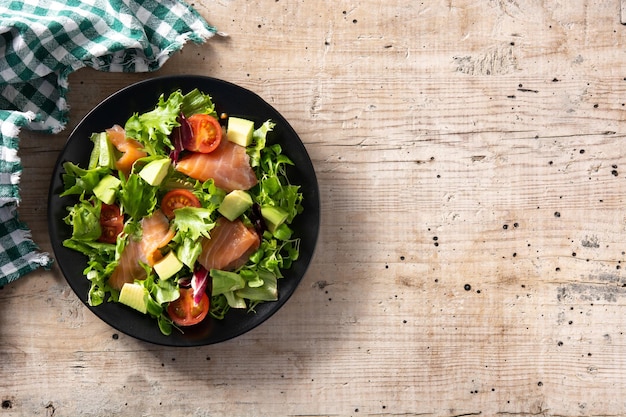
[197,217,260,272]
[106,125,147,177]
[108,209,175,290]
[175,140,258,192]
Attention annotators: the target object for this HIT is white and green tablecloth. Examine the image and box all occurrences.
[0,0,217,286]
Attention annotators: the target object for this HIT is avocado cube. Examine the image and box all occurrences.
[218,190,253,221]
[226,117,255,147]
[93,174,121,205]
[119,283,148,314]
[153,250,184,280]
[260,206,289,232]
[138,158,171,186]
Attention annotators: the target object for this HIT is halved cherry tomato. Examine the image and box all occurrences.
[161,189,201,218]
[186,114,222,153]
[98,203,123,244]
[167,288,209,326]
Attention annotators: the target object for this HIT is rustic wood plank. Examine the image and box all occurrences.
[4,0,626,416]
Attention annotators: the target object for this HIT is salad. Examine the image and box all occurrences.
[59,88,303,335]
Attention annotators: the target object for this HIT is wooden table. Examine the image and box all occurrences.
[3,1,626,415]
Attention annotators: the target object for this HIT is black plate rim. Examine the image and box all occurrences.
[47,75,320,347]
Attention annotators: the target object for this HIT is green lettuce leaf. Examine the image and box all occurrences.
[210,269,246,296]
[60,162,109,197]
[63,196,102,241]
[180,88,217,117]
[236,271,277,302]
[124,91,183,156]
[175,236,202,269]
[119,174,158,220]
[253,142,303,226]
[171,207,216,241]
[247,120,275,168]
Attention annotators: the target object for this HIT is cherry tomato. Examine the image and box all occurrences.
[186,114,222,153]
[161,189,201,218]
[98,203,123,244]
[167,288,209,326]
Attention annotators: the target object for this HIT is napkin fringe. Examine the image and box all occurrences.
[0,111,37,139]
[22,21,216,136]
[11,224,51,266]
[0,110,36,206]
[0,203,52,286]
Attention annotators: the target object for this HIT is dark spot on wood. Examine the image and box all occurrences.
[581,236,600,248]
[313,280,331,290]
[45,402,55,416]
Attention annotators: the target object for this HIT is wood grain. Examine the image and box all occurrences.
[3,0,626,416]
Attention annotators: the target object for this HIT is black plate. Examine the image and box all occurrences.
[47,75,320,346]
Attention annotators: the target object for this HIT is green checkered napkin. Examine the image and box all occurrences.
[0,0,217,286]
